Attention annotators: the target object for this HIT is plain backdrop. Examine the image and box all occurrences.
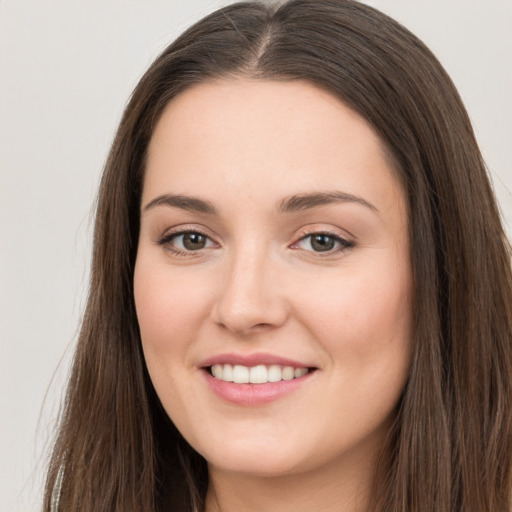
[1,1,510,510]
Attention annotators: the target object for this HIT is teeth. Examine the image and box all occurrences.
[233,365,249,383]
[282,366,295,381]
[268,365,282,382]
[249,365,268,384]
[211,364,224,379]
[223,364,234,382]
[295,368,308,378]
[210,364,310,383]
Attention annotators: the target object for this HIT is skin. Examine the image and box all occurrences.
[134,79,413,512]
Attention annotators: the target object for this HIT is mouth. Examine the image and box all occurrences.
[207,364,315,384]
[199,353,318,404]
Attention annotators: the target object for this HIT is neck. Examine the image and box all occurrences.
[204,445,380,512]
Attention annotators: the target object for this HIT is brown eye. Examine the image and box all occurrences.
[294,232,353,254]
[181,232,207,250]
[158,230,216,253]
[310,234,336,252]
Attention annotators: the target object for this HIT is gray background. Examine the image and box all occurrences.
[1,1,510,510]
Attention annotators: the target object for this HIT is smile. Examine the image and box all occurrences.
[210,364,310,384]
[199,353,317,405]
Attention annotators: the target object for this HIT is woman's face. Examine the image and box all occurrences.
[134,79,412,479]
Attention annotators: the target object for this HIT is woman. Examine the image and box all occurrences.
[44,1,512,511]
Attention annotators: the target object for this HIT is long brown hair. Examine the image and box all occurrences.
[44,1,512,511]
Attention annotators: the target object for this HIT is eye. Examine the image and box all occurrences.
[294,232,353,253]
[158,230,217,254]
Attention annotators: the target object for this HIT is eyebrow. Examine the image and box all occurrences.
[142,190,378,216]
[278,191,378,214]
[143,193,218,215]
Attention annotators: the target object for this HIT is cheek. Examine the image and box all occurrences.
[133,263,217,433]
[293,257,413,371]
[134,258,210,352]
[303,263,412,433]
[133,257,209,415]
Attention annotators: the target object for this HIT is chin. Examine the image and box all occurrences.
[191,429,312,477]
[205,449,307,478]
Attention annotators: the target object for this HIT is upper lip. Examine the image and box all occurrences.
[199,352,313,369]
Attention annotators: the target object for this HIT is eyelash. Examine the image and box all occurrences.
[156,229,354,257]
[292,230,355,255]
[157,229,215,257]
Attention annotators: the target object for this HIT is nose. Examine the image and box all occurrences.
[211,248,289,336]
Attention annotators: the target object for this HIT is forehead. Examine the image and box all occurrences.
[148,78,382,160]
[143,78,404,216]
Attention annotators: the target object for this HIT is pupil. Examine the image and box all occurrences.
[183,233,206,250]
[311,234,335,252]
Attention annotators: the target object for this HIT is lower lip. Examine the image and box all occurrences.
[203,370,314,406]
